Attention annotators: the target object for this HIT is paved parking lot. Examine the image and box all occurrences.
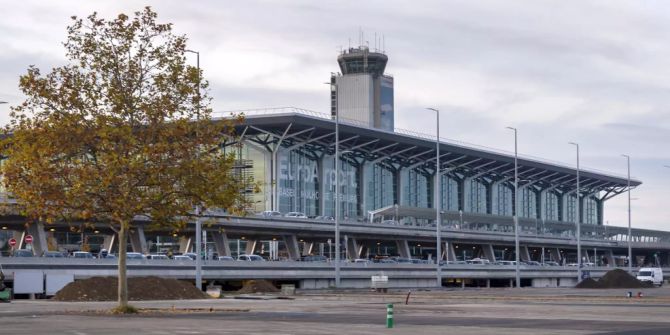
[2,287,670,334]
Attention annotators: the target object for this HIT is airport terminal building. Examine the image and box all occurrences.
[228,46,634,230]
[3,46,670,292]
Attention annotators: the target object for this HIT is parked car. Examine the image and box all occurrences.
[377,258,397,264]
[466,258,490,265]
[445,260,465,265]
[183,252,198,260]
[237,254,265,261]
[525,261,542,266]
[173,255,192,261]
[495,260,517,266]
[314,216,334,221]
[218,256,235,261]
[72,251,94,259]
[637,267,663,286]
[12,249,34,257]
[147,254,169,260]
[543,261,560,266]
[126,252,146,260]
[354,258,370,264]
[42,251,66,258]
[393,257,414,264]
[302,255,328,262]
[258,211,282,217]
[284,212,307,218]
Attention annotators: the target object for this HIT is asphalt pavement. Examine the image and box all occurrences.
[2,287,670,334]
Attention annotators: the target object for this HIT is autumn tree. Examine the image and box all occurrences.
[1,8,247,312]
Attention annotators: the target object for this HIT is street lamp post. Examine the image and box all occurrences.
[506,127,520,288]
[427,108,441,287]
[569,142,581,282]
[326,80,341,287]
[622,155,632,274]
[185,49,202,290]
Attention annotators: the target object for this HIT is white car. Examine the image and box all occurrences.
[284,212,307,218]
[637,267,663,286]
[126,252,146,260]
[466,258,490,265]
[258,211,282,217]
[237,254,265,261]
[173,255,192,261]
[147,254,169,260]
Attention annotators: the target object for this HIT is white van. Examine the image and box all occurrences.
[637,267,663,286]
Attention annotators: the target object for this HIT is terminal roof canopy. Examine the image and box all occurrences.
[223,109,639,199]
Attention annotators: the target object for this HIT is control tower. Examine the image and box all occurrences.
[330,46,394,131]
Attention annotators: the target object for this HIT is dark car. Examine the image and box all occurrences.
[43,251,65,258]
[13,249,34,257]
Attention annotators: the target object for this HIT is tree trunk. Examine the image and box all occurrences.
[117,223,128,309]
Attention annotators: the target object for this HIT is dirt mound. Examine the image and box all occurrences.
[53,276,209,301]
[575,269,653,289]
[575,277,600,289]
[236,280,279,294]
[599,269,652,289]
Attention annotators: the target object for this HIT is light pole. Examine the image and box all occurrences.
[427,108,441,287]
[185,49,203,290]
[622,154,632,274]
[506,127,520,288]
[569,142,581,282]
[326,81,341,287]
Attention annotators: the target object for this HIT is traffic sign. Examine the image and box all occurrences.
[8,238,16,248]
[24,235,33,244]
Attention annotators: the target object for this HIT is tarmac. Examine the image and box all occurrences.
[2,287,670,334]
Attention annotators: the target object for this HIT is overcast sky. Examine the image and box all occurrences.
[1,0,669,230]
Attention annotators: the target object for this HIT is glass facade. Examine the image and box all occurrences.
[520,188,537,219]
[493,182,513,216]
[277,149,319,216]
[234,139,603,225]
[565,194,578,223]
[323,155,359,218]
[465,178,488,214]
[583,196,599,225]
[401,168,430,208]
[542,191,560,221]
[364,162,396,213]
[440,175,460,211]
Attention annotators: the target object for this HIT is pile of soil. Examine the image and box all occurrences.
[599,269,653,289]
[575,269,653,289]
[575,277,600,289]
[236,280,279,294]
[53,276,209,301]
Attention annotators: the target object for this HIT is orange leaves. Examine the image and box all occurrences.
[2,7,248,232]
